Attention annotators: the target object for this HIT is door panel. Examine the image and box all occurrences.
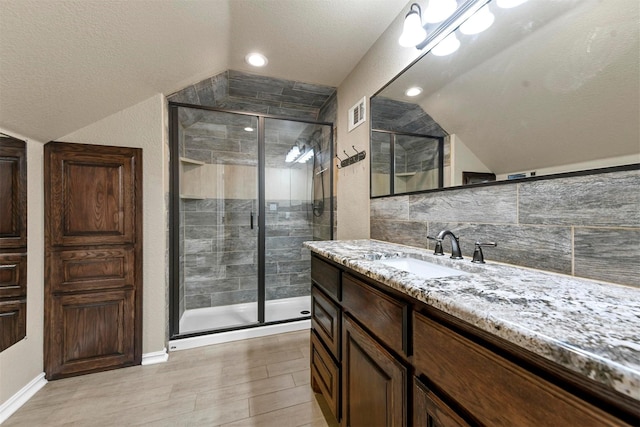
[51,290,135,375]
[48,147,136,246]
[45,142,142,379]
[50,248,133,293]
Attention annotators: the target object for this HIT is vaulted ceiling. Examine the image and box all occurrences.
[0,0,408,142]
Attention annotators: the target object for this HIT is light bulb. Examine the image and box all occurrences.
[431,32,460,56]
[424,0,457,24]
[496,0,528,9]
[460,5,495,35]
[399,10,427,47]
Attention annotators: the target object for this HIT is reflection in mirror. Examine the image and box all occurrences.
[0,132,28,353]
[371,0,639,197]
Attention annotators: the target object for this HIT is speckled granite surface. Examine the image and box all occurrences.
[303,239,640,401]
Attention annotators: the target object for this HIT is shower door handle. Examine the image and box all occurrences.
[250,211,254,229]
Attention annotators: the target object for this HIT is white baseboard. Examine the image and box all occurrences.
[169,320,310,351]
[141,348,169,365]
[0,373,47,424]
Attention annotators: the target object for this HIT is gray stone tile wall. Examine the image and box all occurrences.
[182,197,315,309]
[168,70,336,121]
[371,97,448,136]
[371,168,640,287]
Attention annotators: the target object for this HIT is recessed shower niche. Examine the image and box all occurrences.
[169,104,333,337]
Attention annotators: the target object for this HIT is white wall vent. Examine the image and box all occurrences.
[348,96,366,132]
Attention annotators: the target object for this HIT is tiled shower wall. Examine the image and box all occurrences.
[182,198,314,309]
[370,168,640,287]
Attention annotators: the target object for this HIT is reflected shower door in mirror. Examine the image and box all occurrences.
[370,0,639,196]
[371,130,443,197]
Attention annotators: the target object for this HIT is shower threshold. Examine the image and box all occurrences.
[179,295,310,335]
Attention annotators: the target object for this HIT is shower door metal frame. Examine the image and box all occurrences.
[168,102,334,340]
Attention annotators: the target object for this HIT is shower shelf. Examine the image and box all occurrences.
[180,157,205,165]
[396,172,416,178]
[180,194,205,200]
[180,157,206,200]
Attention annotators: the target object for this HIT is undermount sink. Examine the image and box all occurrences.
[376,257,470,279]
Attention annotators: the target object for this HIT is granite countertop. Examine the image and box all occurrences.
[303,239,640,401]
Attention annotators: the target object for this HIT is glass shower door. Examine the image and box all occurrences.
[175,106,259,333]
[263,118,332,322]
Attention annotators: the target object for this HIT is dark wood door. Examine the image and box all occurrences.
[342,314,407,427]
[44,141,142,379]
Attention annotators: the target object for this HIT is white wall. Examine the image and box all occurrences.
[0,130,45,407]
[335,0,422,239]
[60,94,168,355]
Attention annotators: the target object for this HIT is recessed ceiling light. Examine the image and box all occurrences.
[245,53,268,67]
[405,87,423,97]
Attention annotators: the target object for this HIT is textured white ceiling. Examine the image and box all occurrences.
[0,0,408,142]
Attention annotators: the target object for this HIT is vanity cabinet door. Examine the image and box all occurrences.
[0,299,26,352]
[414,378,470,427]
[342,314,407,427]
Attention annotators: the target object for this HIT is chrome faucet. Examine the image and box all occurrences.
[436,230,463,259]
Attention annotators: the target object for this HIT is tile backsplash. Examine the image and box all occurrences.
[370,168,639,287]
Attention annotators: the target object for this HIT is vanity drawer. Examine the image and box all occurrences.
[311,330,340,421]
[413,312,625,426]
[0,253,27,299]
[342,273,408,356]
[311,256,341,300]
[311,285,341,360]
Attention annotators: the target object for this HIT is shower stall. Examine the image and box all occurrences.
[169,103,333,338]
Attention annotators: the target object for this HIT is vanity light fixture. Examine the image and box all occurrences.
[285,144,314,163]
[496,0,528,8]
[244,127,254,132]
[424,0,457,24]
[431,32,460,56]
[399,3,427,47]
[285,145,301,163]
[459,4,494,34]
[245,52,268,67]
[296,148,314,163]
[405,86,423,97]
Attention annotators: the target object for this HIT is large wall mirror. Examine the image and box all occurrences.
[371,0,639,197]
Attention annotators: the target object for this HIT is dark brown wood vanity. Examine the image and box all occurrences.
[309,253,639,426]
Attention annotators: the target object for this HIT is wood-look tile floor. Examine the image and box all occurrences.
[5,330,338,427]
